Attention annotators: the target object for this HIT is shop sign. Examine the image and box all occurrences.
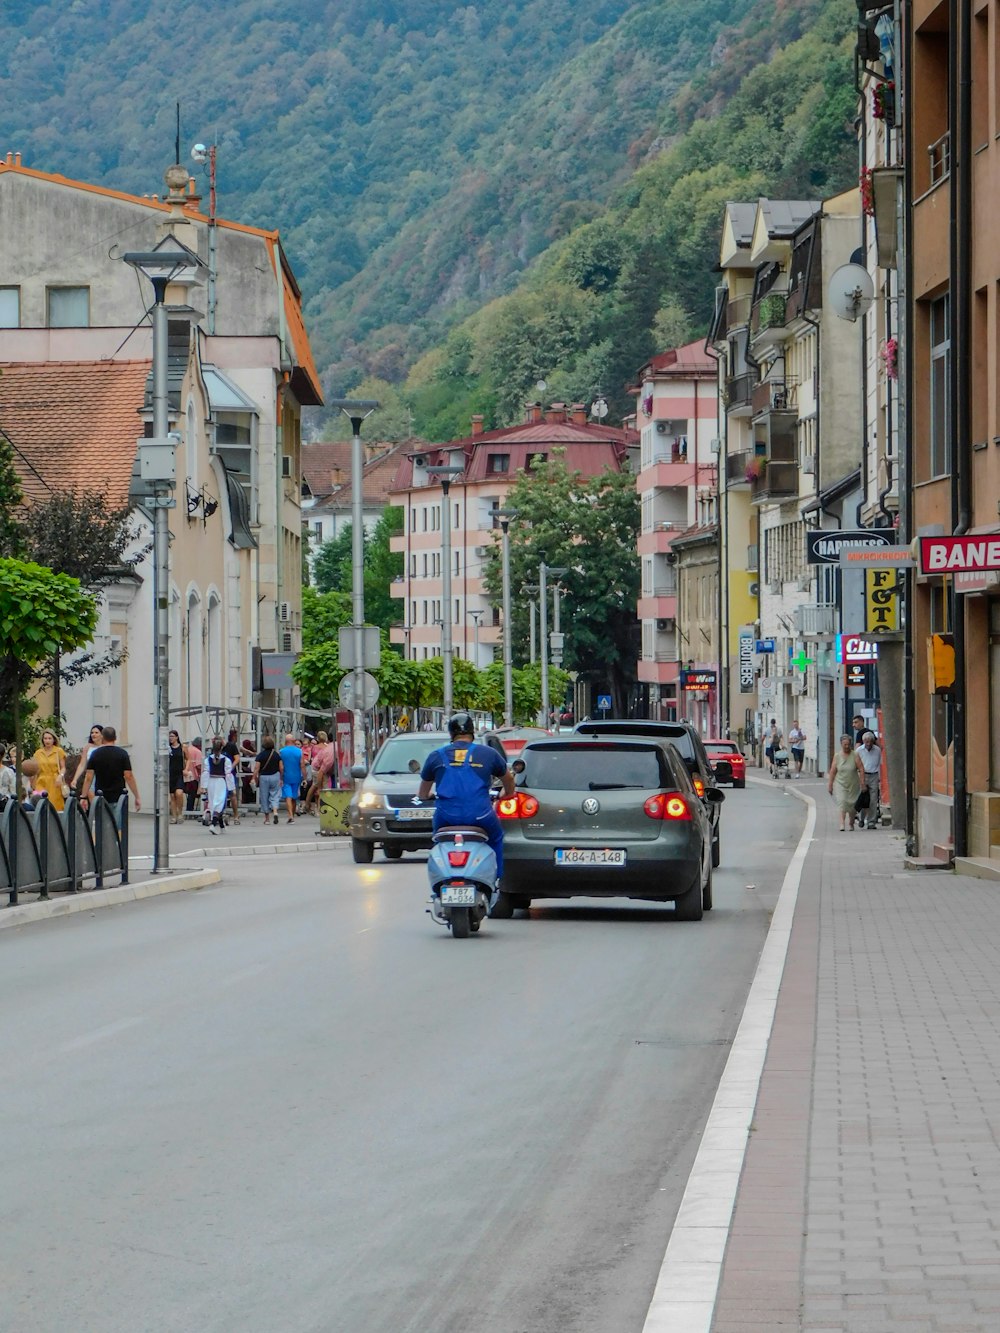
[865,568,898,633]
[836,634,879,664]
[755,638,775,653]
[681,670,717,690]
[844,662,868,687]
[919,534,1000,575]
[807,529,896,565]
[738,626,755,693]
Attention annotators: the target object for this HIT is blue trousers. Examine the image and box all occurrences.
[433,806,504,881]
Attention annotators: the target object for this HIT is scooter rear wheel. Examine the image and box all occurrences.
[450,908,472,938]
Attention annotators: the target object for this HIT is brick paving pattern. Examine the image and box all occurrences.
[713,779,1000,1332]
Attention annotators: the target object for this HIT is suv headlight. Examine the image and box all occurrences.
[358,791,385,811]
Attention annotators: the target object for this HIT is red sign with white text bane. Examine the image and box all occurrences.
[919,534,1000,575]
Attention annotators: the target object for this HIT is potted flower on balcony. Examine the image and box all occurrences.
[745,455,767,484]
[872,81,895,125]
[881,336,898,380]
[860,167,875,217]
[759,293,786,331]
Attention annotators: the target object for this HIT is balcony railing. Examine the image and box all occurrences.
[724,373,754,413]
[794,604,837,637]
[751,292,788,343]
[928,131,950,188]
[751,378,796,417]
[750,461,799,504]
[726,449,754,486]
[726,294,752,329]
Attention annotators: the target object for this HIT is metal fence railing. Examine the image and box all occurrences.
[1,794,129,907]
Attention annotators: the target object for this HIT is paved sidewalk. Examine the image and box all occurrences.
[712,777,1000,1331]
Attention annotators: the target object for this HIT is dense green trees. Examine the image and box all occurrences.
[311,508,403,636]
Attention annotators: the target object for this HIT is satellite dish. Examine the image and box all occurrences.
[535,379,547,393]
[191,143,208,164]
[590,397,609,420]
[828,263,875,323]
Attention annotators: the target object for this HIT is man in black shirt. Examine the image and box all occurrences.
[80,726,141,810]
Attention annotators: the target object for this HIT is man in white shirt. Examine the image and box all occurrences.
[856,731,882,828]
[788,720,805,777]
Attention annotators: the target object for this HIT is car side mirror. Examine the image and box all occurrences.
[350,763,367,780]
[512,759,526,774]
[713,760,733,782]
[407,758,421,773]
[705,787,726,803]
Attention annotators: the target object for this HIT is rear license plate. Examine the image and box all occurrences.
[441,884,477,905]
[393,807,430,821]
[554,848,627,867]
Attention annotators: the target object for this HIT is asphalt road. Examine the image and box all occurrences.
[0,779,804,1333]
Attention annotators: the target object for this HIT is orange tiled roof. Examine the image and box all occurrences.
[0,361,149,508]
[302,442,405,510]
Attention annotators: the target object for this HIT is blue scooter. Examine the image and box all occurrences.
[426,825,497,938]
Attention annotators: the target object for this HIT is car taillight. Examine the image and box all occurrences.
[497,792,539,819]
[644,793,692,821]
[693,776,705,797]
[447,850,470,867]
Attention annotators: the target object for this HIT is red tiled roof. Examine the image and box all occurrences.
[302,442,406,510]
[0,361,149,508]
[637,338,716,381]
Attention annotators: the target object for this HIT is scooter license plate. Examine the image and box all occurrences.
[440,884,477,906]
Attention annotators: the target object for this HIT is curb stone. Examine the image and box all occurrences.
[0,868,223,930]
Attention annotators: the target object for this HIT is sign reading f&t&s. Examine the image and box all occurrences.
[919,534,1000,574]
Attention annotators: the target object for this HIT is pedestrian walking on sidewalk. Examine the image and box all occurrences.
[765,718,781,773]
[856,730,882,828]
[199,738,232,833]
[168,729,186,824]
[827,734,865,831]
[278,733,303,824]
[787,720,806,778]
[251,736,282,824]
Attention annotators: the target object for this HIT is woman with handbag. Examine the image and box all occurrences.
[32,728,68,811]
[827,733,865,832]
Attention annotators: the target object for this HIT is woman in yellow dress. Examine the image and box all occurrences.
[32,728,68,811]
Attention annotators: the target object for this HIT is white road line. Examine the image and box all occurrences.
[58,1015,145,1054]
[642,789,816,1333]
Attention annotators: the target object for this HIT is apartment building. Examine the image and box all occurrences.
[631,340,719,725]
[388,405,636,667]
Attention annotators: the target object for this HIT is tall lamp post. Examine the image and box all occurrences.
[328,398,379,766]
[425,465,464,717]
[468,609,484,667]
[538,562,567,727]
[494,508,518,727]
[123,237,205,875]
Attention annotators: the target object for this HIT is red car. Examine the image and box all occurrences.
[704,739,746,788]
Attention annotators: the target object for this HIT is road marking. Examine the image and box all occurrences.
[642,789,816,1333]
[58,1015,145,1054]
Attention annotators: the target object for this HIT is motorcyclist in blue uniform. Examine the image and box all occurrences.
[417,713,514,883]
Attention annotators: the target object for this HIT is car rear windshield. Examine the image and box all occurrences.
[706,742,738,754]
[577,723,695,761]
[521,744,666,791]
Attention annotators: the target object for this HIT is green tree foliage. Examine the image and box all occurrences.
[482,454,640,714]
[301,586,351,651]
[0,558,98,766]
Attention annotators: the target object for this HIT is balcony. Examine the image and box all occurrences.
[749,291,789,350]
[749,460,799,504]
[751,378,795,418]
[794,604,837,637]
[726,449,754,488]
[724,372,754,417]
[726,294,752,330]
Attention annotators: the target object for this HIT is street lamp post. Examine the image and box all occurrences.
[426,465,464,717]
[538,562,567,727]
[123,238,205,875]
[328,398,379,766]
[468,609,484,667]
[494,507,518,727]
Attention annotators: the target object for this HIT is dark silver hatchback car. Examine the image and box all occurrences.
[494,737,723,920]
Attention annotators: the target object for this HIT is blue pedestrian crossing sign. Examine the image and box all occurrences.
[597,694,612,714]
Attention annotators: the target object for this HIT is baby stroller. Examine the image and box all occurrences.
[771,747,791,779]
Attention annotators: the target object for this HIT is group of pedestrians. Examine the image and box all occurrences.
[764,719,807,778]
[827,717,883,831]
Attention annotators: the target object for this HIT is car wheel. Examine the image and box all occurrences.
[511,894,532,911]
[735,779,746,789]
[384,845,403,860]
[674,874,704,922]
[702,865,713,912]
[352,838,374,864]
[712,828,721,869]
[490,891,515,919]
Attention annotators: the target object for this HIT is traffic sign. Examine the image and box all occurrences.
[338,625,381,670]
[755,638,775,653]
[338,670,380,710]
[597,694,612,714]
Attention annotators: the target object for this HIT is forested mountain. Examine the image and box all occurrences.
[0,0,857,433]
